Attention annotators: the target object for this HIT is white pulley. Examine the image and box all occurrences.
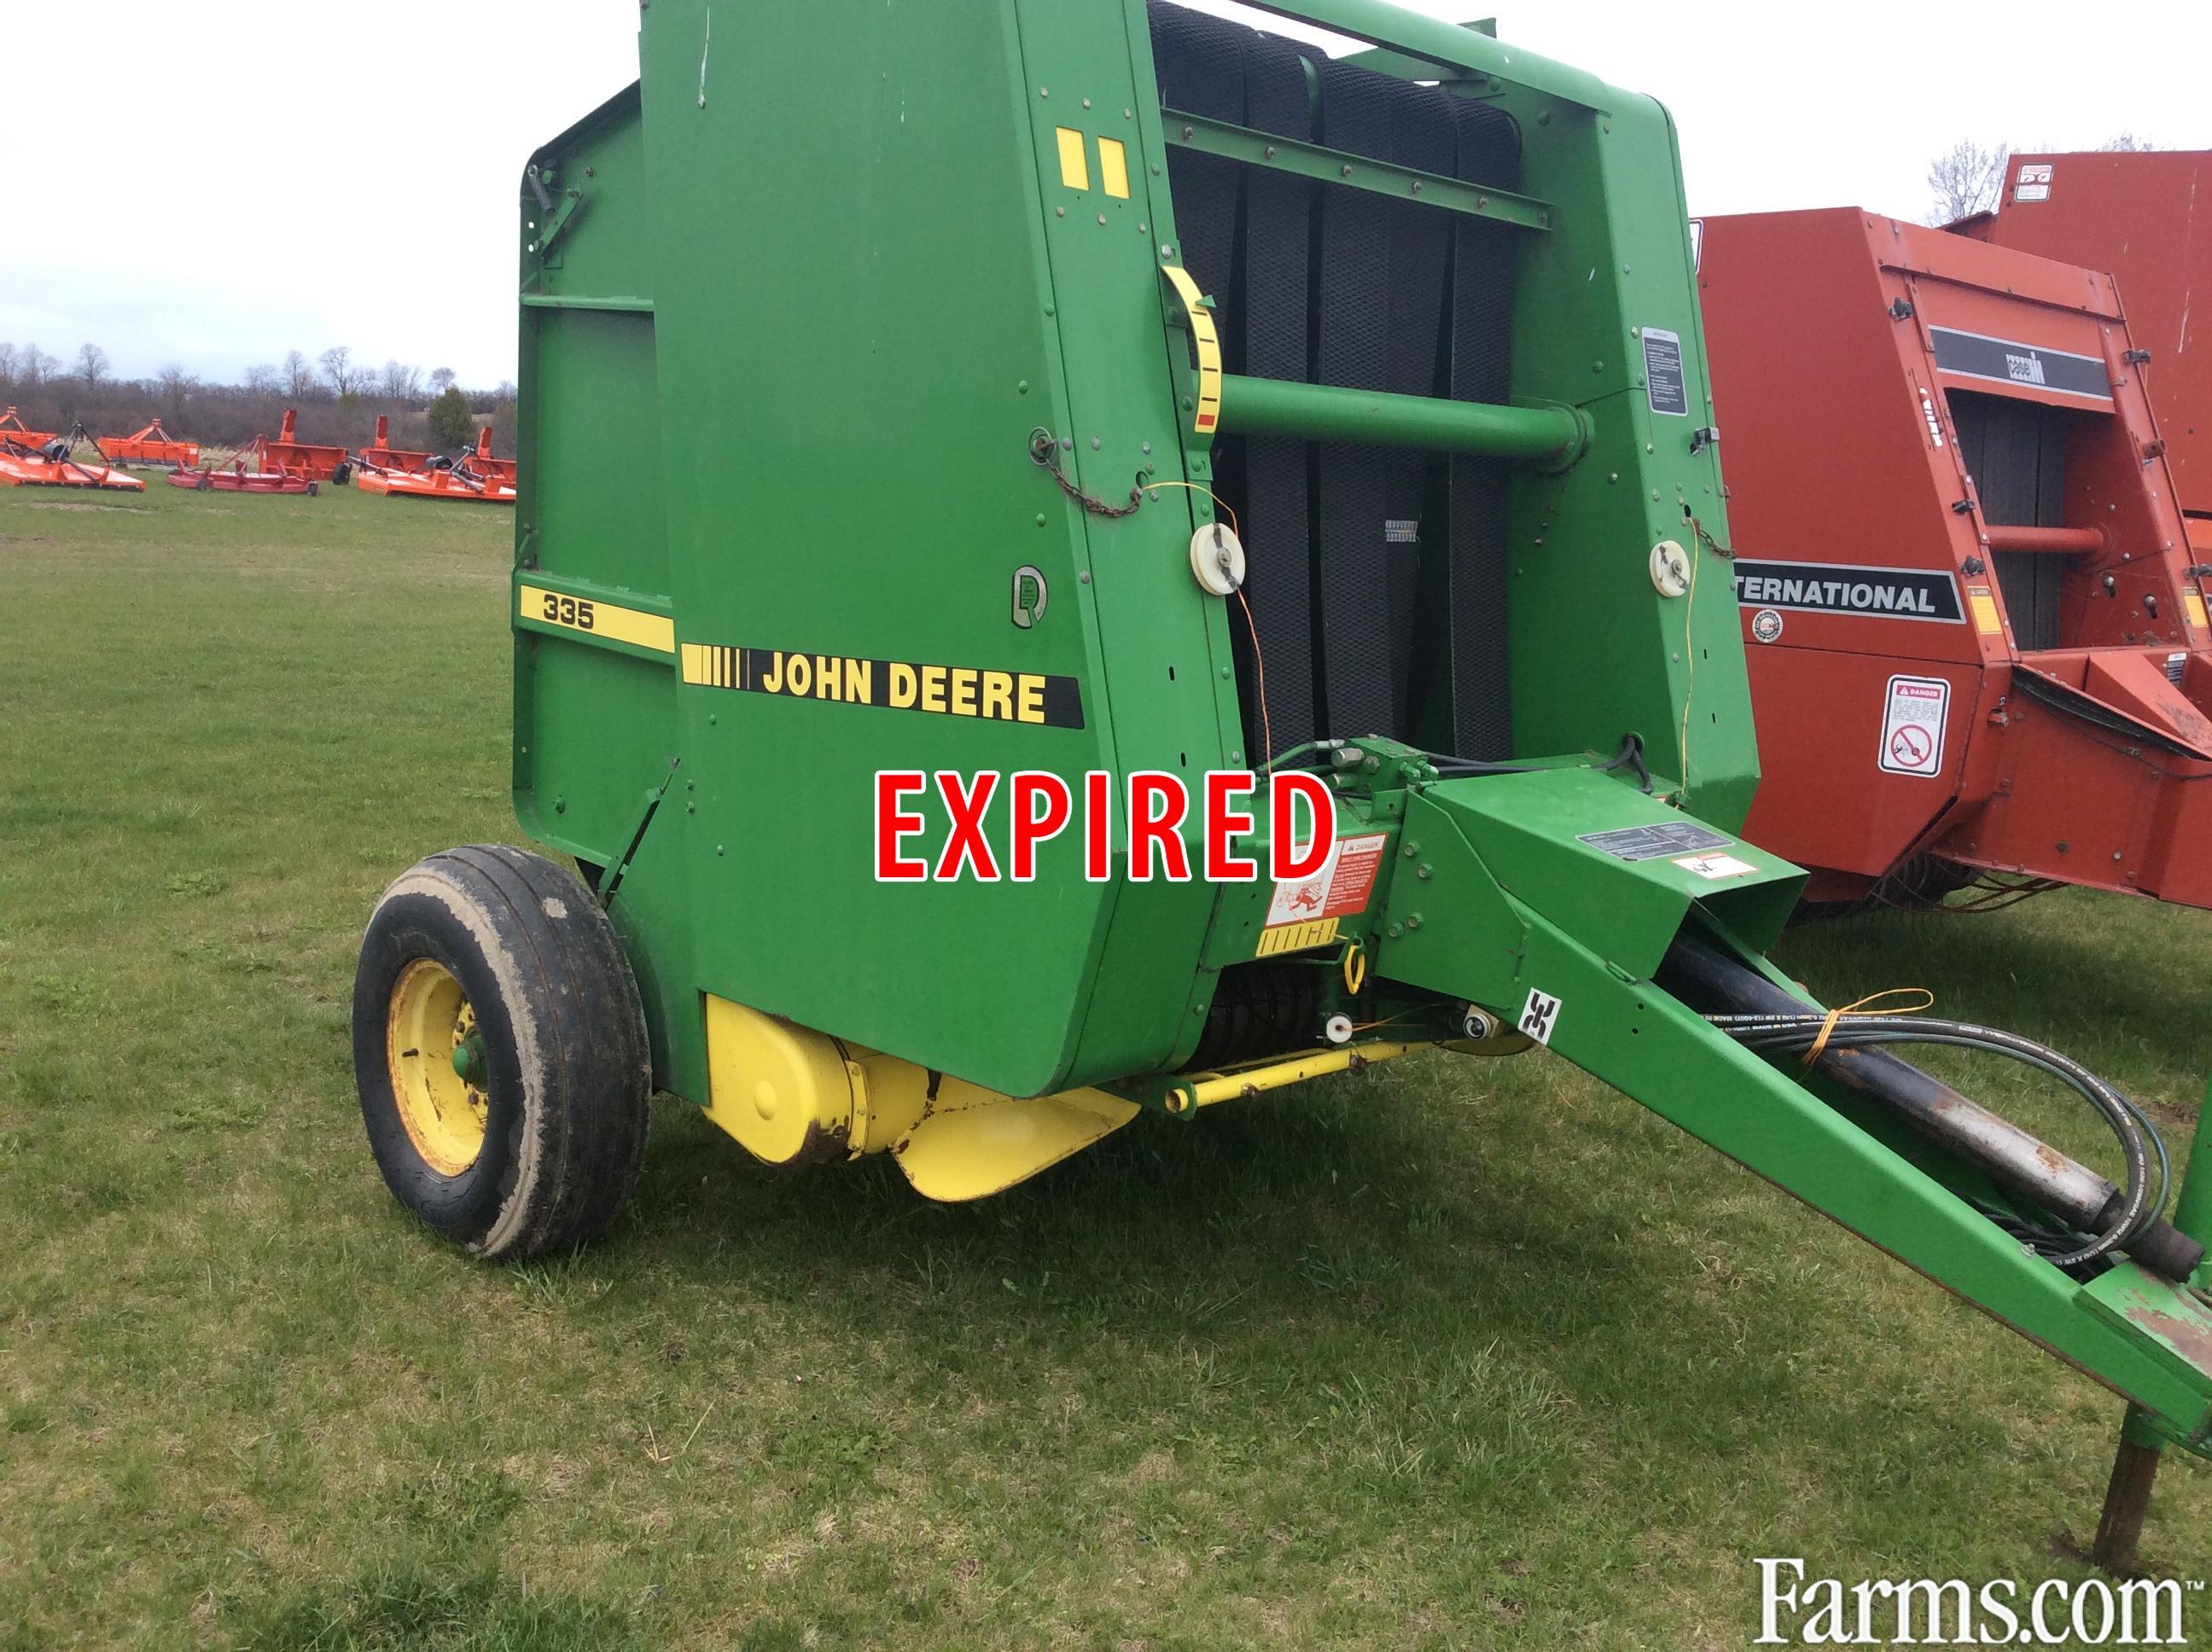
[1649,538,1691,598]
[1190,522,1246,596]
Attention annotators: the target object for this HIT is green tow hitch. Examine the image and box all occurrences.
[1365,761,2212,1484]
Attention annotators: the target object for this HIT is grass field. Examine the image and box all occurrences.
[1,478,2207,1649]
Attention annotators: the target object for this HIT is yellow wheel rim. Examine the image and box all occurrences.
[386,958,492,1176]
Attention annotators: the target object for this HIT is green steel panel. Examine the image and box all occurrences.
[1486,91,1755,825]
[634,0,1197,1097]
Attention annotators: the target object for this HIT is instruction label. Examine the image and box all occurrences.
[1578,821,1732,862]
[1878,675,1950,777]
[2016,162,2052,202]
[1642,327,1690,416]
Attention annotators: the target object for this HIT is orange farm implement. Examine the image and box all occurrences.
[354,425,515,504]
[0,423,146,492]
[99,418,201,469]
[0,407,55,450]
[259,410,352,484]
[167,437,320,496]
[358,415,432,474]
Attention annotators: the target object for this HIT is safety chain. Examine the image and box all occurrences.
[1687,512,1734,560]
[1030,428,1143,520]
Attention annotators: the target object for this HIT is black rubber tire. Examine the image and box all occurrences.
[332,460,353,486]
[195,474,211,492]
[352,845,650,1259]
[307,481,320,498]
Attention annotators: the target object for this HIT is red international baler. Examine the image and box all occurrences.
[1959,151,2212,539]
[1700,208,2212,910]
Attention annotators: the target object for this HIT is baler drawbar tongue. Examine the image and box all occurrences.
[1333,759,2212,1458]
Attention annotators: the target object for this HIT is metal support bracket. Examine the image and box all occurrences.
[1162,108,1551,231]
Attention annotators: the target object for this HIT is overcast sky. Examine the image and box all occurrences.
[6,1,2207,390]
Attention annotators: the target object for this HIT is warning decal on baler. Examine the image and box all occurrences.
[1732,558,1965,624]
[1929,329,2111,402]
[1877,675,1950,777]
[1642,328,1690,417]
[1257,833,1388,957]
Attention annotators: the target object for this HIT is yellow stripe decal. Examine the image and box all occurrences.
[1257,917,1340,958]
[1161,265,1223,437]
[681,643,750,690]
[518,585,674,654]
[2188,590,2209,632]
[1055,126,1090,192]
[1966,585,2005,637]
[1097,137,1131,200]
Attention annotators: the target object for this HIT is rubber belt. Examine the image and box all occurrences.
[1237,35,1320,756]
[1447,101,1522,759]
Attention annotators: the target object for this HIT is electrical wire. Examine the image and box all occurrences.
[1706,1009,2170,1273]
[1143,480,1239,540]
[1234,589,1275,769]
[1677,536,1701,804]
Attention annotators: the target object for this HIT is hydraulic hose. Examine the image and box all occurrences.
[1662,934,2201,1282]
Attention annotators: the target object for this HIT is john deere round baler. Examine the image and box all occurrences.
[351,0,2212,1533]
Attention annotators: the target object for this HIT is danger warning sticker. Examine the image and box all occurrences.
[1878,675,1950,777]
[1266,833,1388,928]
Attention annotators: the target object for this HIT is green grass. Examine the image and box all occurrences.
[0,479,2206,1649]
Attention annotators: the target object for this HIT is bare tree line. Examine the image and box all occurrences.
[0,340,514,454]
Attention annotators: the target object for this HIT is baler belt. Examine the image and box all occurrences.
[1237,35,1320,755]
[1145,9,1243,329]
[1446,102,1524,759]
[1314,61,1407,741]
[1151,8,1323,756]
[1377,84,1456,736]
[1147,3,1524,757]
[1948,389,2069,652]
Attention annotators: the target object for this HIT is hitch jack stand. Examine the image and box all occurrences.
[2092,1407,2165,1574]
[2092,1073,2212,1573]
